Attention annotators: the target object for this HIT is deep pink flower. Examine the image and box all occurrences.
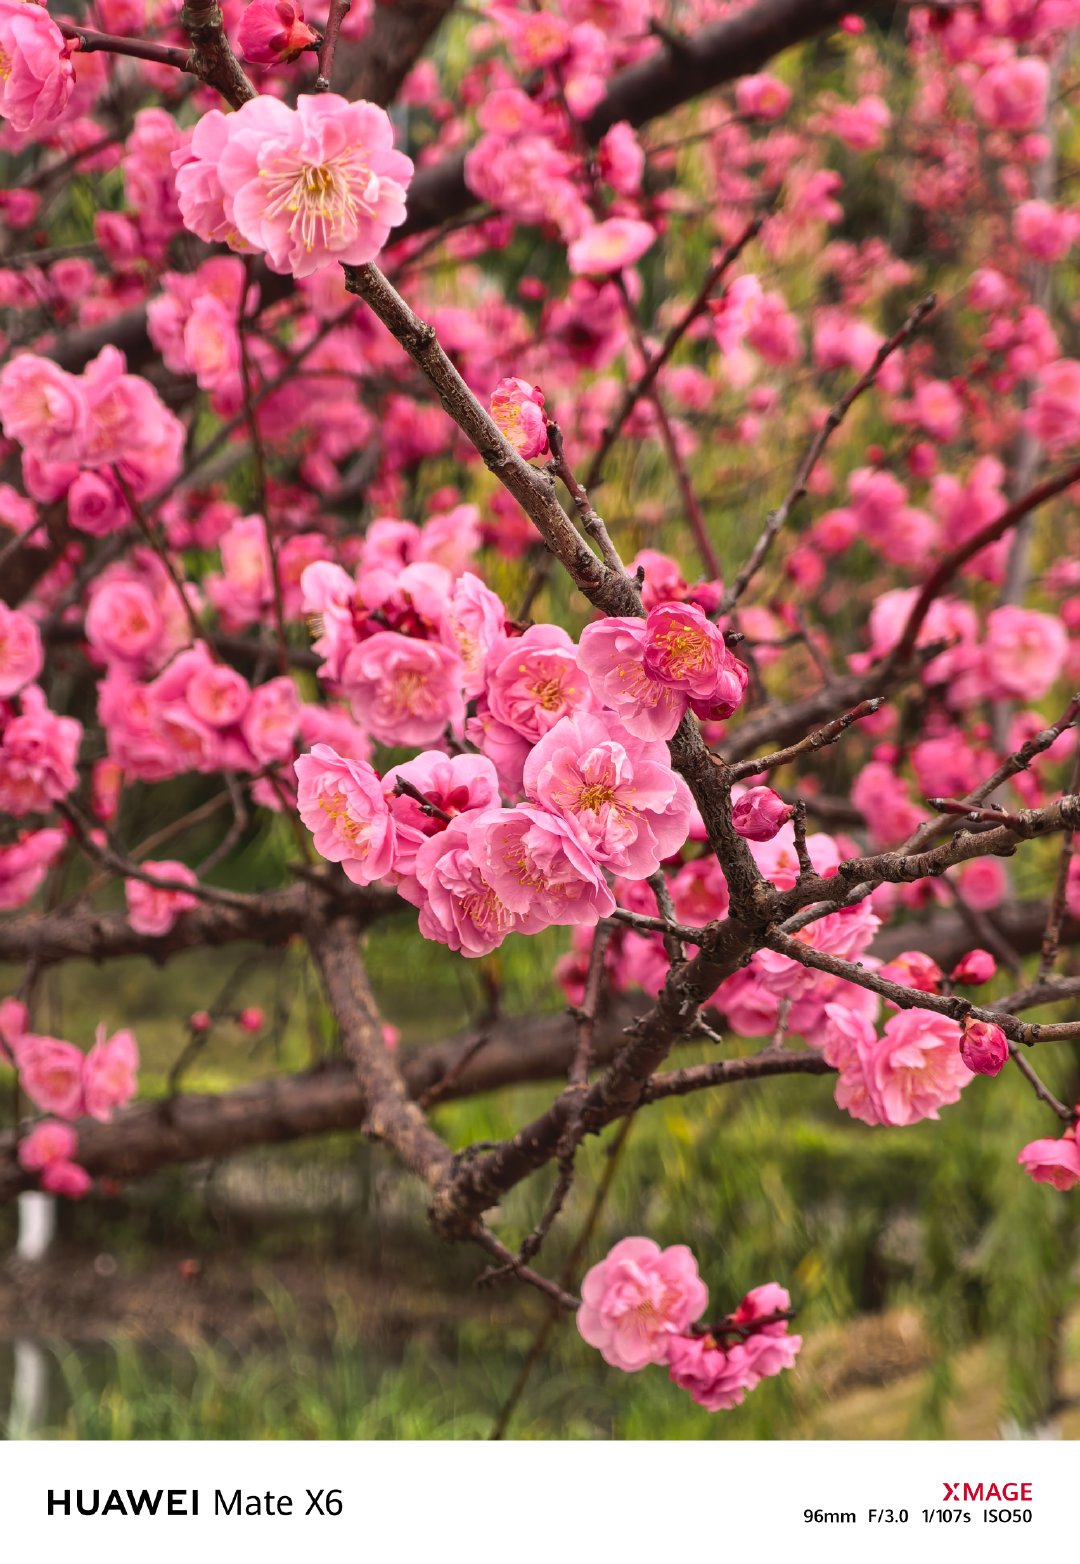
[467,805,616,929]
[82,1024,139,1121]
[1028,359,1080,451]
[1018,1134,1080,1191]
[125,861,199,936]
[294,742,396,884]
[577,616,684,741]
[951,949,997,986]
[577,1237,708,1371]
[40,1159,92,1198]
[642,602,748,721]
[403,813,520,957]
[383,751,500,876]
[732,786,793,842]
[342,631,465,747]
[877,950,943,995]
[960,1018,1008,1078]
[17,1119,77,1173]
[490,377,548,459]
[211,94,414,277]
[524,709,694,879]
[0,827,65,910]
[241,676,301,764]
[0,683,82,817]
[0,0,75,134]
[238,1007,264,1033]
[0,601,43,698]
[237,0,319,63]
[14,1033,85,1120]
[186,663,251,729]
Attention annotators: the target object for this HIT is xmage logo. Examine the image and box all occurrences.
[942,1483,1033,1503]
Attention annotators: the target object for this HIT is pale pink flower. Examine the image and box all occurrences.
[403,814,520,957]
[735,73,791,120]
[40,1159,92,1198]
[983,605,1067,700]
[383,751,499,876]
[871,1010,972,1127]
[213,94,414,277]
[732,786,793,842]
[911,378,963,444]
[577,1237,708,1371]
[0,353,87,464]
[237,0,319,63]
[294,742,396,884]
[951,949,997,985]
[125,860,199,936]
[467,805,616,928]
[826,94,890,152]
[82,1024,139,1121]
[471,626,598,790]
[523,709,693,879]
[568,218,657,276]
[240,675,301,763]
[14,1033,84,1120]
[18,1119,77,1173]
[972,56,1048,132]
[577,615,684,741]
[1028,358,1080,451]
[666,1335,759,1411]
[85,579,166,670]
[960,1018,1008,1078]
[1018,1133,1080,1191]
[172,111,242,249]
[489,377,548,459]
[342,631,465,747]
[0,602,43,698]
[878,950,943,995]
[0,0,75,134]
[441,572,506,698]
[186,663,251,729]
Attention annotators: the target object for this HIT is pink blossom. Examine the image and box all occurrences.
[0,0,75,134]
[972,56,1048,132]
[472,624,597,792]
[0,602,43,698]
[667,1284,801,1411]
[211,94,414,277]
[403,814,520,956]
[577,615,684,741]
[642,602,748,722]
[82,1024,139,1121]
[872,1010,972,1126]
[0,996,28,1062]
[0,353,87,464]
[467,805,616,928]
[597,121,644,196]
[40,1159,92,1198]
[732,787,793,842]
[983,606,1067,700]
[14,1033,84,1120]
[960,1018,1008,1078]
[489,377,548,459]
[240,675,301,764]
[0,683,81,817]
[878,950,943,994]
[568,219,657,276]
[911,378,963,444]
[0,827,65,910]
[85,579,167,670]
[238,1007,263,1033]
[577,1237,708,1370]
[441,572,506,699]
[951,949,997,985]
[1018,1134,1080,1191]
[186,663,251,729]
[826,95,890,153]
[342,632,465,747]
[1014,199,1077,263]
[383,751,499,876]
[294,742,396,884]
[125,861,199,936]
[523,709,693,879]
[172,111,241,249]
[735,74,791,121]
[67,470,126,538]
[237,0,319,63]
[1028,359,1080,451]
[954,856,1008,912]
[17,1119,77,1172]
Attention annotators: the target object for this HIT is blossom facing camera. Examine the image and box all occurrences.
[577,1237,708,1371]
[237,0,320,65]
[490,377,548,459]
[1018,1134,1080,1191]
[0,0,76,135]
[732,787,793,842]
[959,1018,1008,1078]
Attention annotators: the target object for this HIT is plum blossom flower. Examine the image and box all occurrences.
[0,0,76,134]
[0,602,43,698]
[972,56,1048,132]
[17,1119,77,1173]
[401,814,520,957]
[576,616,683,741]
[467,805,616,929]
[951,949,997,986]
[14,1033,85,1120]
[732,787,793,842]
[872,1010,972,1126]
[523,709,693,879]
[82,1024,139,1121]
[577,1237,708,1370]
[0,353,87,464]
[489,377,548,459]
[1028,359,1080,451]
[960,1018,1008,1078]
[667,1284,801,1411]
[294,743,396,884]
[41,1159,92,1198]
[0,683,82,817]
[125,861,200,936]
[567,218,657,276]
[0,827,65,910]
[1018,1133,1080,1191]
[735,73,791,120]
[201,94,414,277]
[383,751,499,877]
[642,602,748,722]
[237,0,319,63]
[982,606,1067,701]
[342,631,465,747]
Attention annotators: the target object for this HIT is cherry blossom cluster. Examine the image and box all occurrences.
[577,1238,801,1412]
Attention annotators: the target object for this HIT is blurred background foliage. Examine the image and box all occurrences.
[4,11,1080,1439]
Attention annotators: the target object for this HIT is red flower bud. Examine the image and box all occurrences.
[960,1017,1008,1077]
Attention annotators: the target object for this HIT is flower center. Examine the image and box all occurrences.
[260,148,377,253]
[578,782,615,813]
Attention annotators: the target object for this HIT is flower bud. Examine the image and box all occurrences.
[951,948,997,986]
[731,786,793,842]
[237,0,319,65]
[238,1006,264,1034]
[960,1017,1008,1077]
[489,377,548,459]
